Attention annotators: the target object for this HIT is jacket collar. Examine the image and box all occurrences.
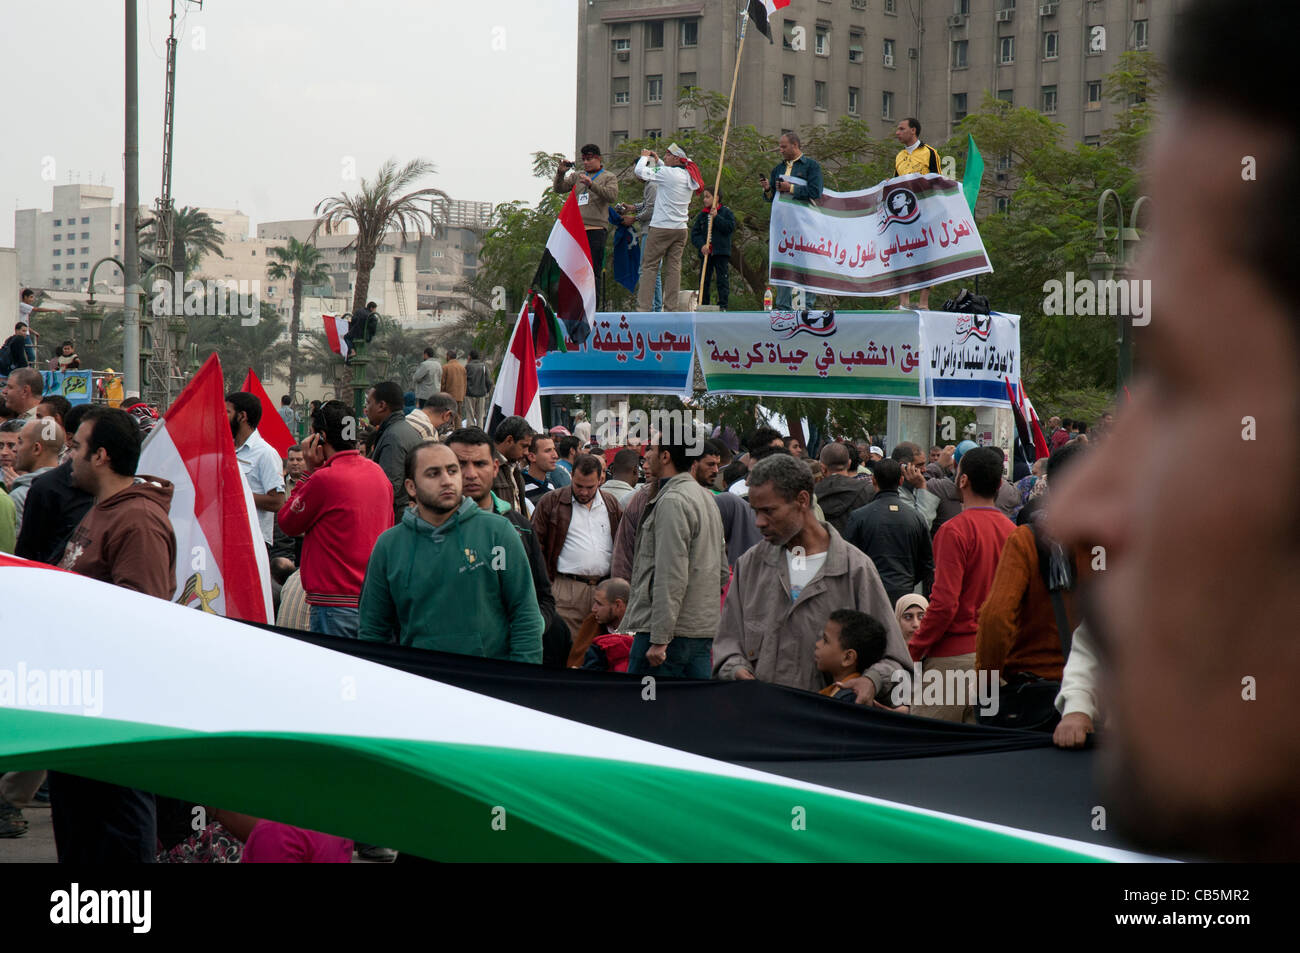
[757,520,849,580]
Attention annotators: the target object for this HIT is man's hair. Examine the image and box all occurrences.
[929,445,942,454]
[7,367,42,396]
[61,340,75,350]
[404,439,451,482]
[872,457,903,492]
[783,434,803,449]
[79,407,142,477]
[528,433,554,454]
[63,402,91,437]
[744,426,783,453]
[989,445,1006,463]
[287,444,304,455]
[469,349,480,360]
[14,322,27,331]
[749,443,791,464]
[610,448,640,479]
[556,434,581,459]
[597,577,630,605]
[21,288,35,300]
[1046,442,1088,482]
[957,446,1003,497]
[891,440,922,464]
[494,414,534,445]
[445,426,494,452]
[0,419,25,434]
[312,399,356,451]
[37,394,72,422]
[280,394,292,405]
[780,131,801,147]
[819,441,850,470]
[748,452,814,503]
[827,609,887,673]
[366,301,377,309]
[1172,0,1297,305]
[225,391,262,428]
[424,392,457,417]
[1061,417,1074,429]
[904,117,921,135]
[701,438,726,459]
[845,442,862,470]
[580,143,602,158]
[371,381,404,411]
[657,429,704,473]
[446,349,458,360]
[423,346,435,358]
[573,453,603,477]
[721,459,748,487]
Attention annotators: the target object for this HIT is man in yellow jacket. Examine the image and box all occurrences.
[893,118,942,311]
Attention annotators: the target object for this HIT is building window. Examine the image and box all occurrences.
[782,74,796,105]
[53,249,61,256]
[882,90,894,118]
[613,37,631,54]
[115,223,120,230]
[1084,135,1101,147]
[645,21,664,50]
[81,232,89,239]
[956,0,970,13]
[66,248,74,256]
[80,262,88,270]
[815,26,829,55]
[678,71,696,97]
[53,234,60,241]
[646,75,663,103]
[997,88,1014,104]
[953,92,968,121]
[849,32,864,63]
[999,36,1015,64]
[680,18,698,47]
[996,151,1012,171]
[1044,31,1058,60]
[645,129,661,140]
[54,219,62,226]
[115,239,120,246]
[612,130,629,145]
[81,247,89,254]
[81,216,90,224]
[883,39,895,66]
[952,39,968,68]
[815,80,828,110]
[783,21,797,51]
[885,0,896,12]
[1042,84,1057,114]
[848,86,860,115]
[66,233,74,240]
[53,264,61,271]
[1133,19,1148,50]
[1086,80,1102,110]
[613,77,630,104]
[996,196,1011,214]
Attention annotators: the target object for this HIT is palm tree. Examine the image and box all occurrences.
[140,206,226,278]
[312,158,447,314]
[266,237,329,399]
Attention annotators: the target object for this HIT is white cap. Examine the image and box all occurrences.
[667,142,688,159]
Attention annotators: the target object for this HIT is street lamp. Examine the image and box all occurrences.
[1088,189,1148,391]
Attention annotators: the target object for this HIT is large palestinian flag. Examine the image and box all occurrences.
[0,558,1157,862]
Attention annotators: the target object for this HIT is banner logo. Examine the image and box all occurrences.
[954,312,992,343]
[770,310,837,339]
[877,187,920,232]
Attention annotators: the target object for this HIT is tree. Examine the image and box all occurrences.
[312,158,447,314]
[140,205,226,278]
[266,237,329,400]
[186,302,290,393]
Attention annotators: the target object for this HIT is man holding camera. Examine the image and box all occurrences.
[554,144,620,307]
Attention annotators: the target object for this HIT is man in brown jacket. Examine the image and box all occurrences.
[53,406,177,864]
[441,350,467,423]
[714,454,908,700]
[532,454,622,640]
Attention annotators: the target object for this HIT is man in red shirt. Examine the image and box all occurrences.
[277,399,393,638]
[907,446,1014,723]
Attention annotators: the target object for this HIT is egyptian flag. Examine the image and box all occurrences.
[486,296,545,435]
[531,191,594,348]
[241,368,296,458]
[323,313,350,359]
[1004,377,1051,461]
[527,290,567,357]
[137,353,273,623]
[747,0,791,42]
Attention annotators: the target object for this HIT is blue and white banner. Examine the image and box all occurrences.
[537,312,696,399]
[918,310,1021,407]
[41,370,94,405]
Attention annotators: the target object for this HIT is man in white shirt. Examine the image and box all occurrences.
[531,454,624,642]
[634,143,701,313]
[226,391,285,550]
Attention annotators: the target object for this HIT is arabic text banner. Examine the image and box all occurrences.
[41,370,94,405]
[918,310,1021,407]
[537,312,695,398]
[769,173,992,297]
[694,311,924,401]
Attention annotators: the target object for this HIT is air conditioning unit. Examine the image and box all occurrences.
[995,8,1014,21]
[947,14,966,27]
[908,47,917,58]
[883,54,894,67]
[616,50,630,61]
[1039,2,1058,15]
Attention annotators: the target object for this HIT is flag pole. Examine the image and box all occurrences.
[698,6,750,303]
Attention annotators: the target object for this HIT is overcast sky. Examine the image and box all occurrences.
[0,0,578,246]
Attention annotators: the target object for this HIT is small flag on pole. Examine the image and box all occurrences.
[322,313,350,359]
[241,368,296,458]
[962,134,984,213]
[486,297,545,437]
[746,0,791,42]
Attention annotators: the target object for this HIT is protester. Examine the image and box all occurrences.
[689,438,724,491]
[357,441,543,661]
[760,132,823,310]
[634,143,701,313]
[52,407,176,863]
[13,403,93,564]
[0,419,21,490]
[690,188,735,310]
[891,441,941,526]
[278,394,297,434]
[814,610,890,705]
[622,430,727,677]
[412,347,443,409]
[35,394,71,433]
[366,380,424,522]
[906,447,1015,722]
[342,301,378,359]
[1052,623,1100,750]
[894,593,929,643]
[2,367,43,419]
[568,577,631,669]
[464,350,493,429]
[1,323,37,374]
[714,454,908,697]
[531,453,622,644]
[276,400,393,638]
[52,341,80,372]
[226,392,285,550]
[241,820,353,864]
[9,417,63,534]
[554,144,620,306]
[550,434,578,488]
[441,350,467,423]
[602,448,640,504]
[522,433,560,508]
[891,117,941,311]
[491,415,533,513]
[842,458,934,608]
[813,442,873,534]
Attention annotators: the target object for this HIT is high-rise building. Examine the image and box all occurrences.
[575,0,1187,156]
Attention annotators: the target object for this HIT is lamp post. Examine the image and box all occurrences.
[1088,188,1148,392]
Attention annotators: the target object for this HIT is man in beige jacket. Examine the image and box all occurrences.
[714,454,909,702]
[554,144,620,306]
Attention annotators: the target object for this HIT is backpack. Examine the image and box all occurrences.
[941,288,992,315]
[0,337,14,376]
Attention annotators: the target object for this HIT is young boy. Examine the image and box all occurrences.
[814,609,889,704]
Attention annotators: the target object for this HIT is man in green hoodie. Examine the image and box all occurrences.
[358,441,544,662]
